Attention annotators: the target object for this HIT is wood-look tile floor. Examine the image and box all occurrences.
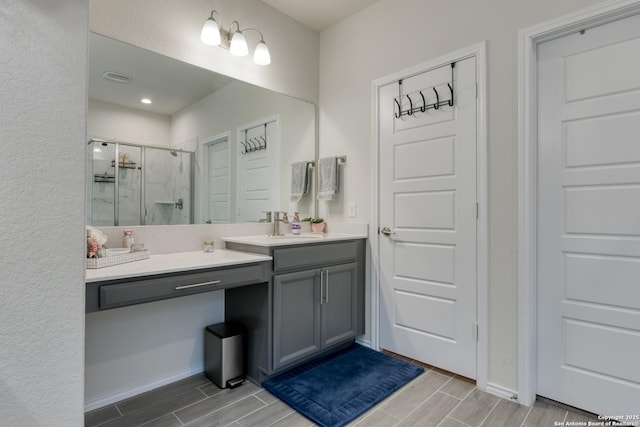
[86,362,598,427]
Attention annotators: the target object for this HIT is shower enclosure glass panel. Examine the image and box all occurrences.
[87,139,194,226]
[117,144,142,226]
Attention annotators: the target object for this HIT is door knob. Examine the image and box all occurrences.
[380,227,396,236]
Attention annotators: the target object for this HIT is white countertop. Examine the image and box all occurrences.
[222,233,367,247]
[86,249,272,283]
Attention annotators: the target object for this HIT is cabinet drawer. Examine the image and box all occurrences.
[273,241,358,272]
[99,263,267,310]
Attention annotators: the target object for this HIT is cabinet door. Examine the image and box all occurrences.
[273,269,321,370]
[321,263,358,348]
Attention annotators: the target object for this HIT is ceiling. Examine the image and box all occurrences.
[260,0,379,31]
[89,33,234,116]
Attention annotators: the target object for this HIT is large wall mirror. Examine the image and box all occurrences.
[86,32,316,226]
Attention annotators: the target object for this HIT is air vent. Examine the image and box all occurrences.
[102,71,131,83]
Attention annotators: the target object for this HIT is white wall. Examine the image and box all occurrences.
[85,292,224,410]
[318,0,603,391]
[0,1,88,425]
[90,0,320,104]
[88,99,172,146]
[172,80,316,222]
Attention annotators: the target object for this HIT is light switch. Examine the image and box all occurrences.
[348,201,356,218]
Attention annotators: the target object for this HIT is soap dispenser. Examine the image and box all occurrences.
[291,212,301,235]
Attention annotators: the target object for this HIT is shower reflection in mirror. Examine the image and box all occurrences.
[87,138,195,226]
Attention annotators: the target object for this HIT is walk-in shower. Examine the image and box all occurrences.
[87,138,195,226]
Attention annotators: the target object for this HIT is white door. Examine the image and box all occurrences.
[379,57,478,378]
[206,136,230,224]
[236,120,279,222]
[537,12,640,415]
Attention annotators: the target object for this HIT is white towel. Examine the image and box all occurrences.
[317,156,338,201]
[290,161,309,202]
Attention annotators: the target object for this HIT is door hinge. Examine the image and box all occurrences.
[476,202,479,219]
[377,226,380,235]
[475,82,478,99]
[475,322,479,341]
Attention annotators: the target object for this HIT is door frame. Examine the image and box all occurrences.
[517,0,640,407]
[372,42,489,392]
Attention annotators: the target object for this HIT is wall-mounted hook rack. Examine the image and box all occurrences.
[241,121,273,154]
[394,62,455,119]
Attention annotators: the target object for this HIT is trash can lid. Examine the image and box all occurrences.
[206,322,244,338]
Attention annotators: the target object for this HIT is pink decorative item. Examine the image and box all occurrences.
[311,222,326,233]
[87,238,99,258]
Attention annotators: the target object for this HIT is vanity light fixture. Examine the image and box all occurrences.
[200,10,271,65]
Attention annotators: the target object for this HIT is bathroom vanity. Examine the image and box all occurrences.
[223,234,366,382]
[85,233,366,388]
[85,250,272,312]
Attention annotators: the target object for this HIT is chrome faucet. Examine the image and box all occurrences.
[272,211,289,236]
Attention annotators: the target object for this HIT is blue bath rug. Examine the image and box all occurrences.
[262,344,424,427]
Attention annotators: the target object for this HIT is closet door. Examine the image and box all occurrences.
[537,12,640,415]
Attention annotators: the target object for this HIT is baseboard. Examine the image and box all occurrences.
[485,382,519,402]
[356,337,372,348]
[84,366,204,413]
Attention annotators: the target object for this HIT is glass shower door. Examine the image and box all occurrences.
[90,141,116,226]
[116,144,142,226]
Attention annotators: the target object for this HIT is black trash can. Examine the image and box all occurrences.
[204,322,244,389]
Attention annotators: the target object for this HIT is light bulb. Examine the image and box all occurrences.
[229,31,248,56]
[253,40,271,65]
[201,17,221,46]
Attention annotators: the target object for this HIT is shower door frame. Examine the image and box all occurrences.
[88,138,195,226]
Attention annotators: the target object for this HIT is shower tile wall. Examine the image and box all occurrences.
[144,148,191,225]
[89,143,191,227]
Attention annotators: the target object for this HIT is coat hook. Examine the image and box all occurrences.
[433,87,440,110]
[419,91,426,112]
[394,98,402,118]
[406,94,413,116]
[448,83,454,106]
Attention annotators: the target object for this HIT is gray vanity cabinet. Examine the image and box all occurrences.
[273,269,322,369]
[273,262,358,370]
[271,241,362,371]
[320,263,359,348]
[224,238,365,381]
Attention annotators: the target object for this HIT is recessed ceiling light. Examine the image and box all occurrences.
[140,98,152,104]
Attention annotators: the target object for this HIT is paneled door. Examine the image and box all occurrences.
[206,135,230,224]
[236,120,279,222]
[537,12,640,415]
[378,57,478,378]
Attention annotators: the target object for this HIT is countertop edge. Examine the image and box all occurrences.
[86,249,272,283]
[221,233,368,247]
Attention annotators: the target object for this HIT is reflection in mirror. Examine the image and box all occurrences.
[87,139,195,226]
[87,33,316,226]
